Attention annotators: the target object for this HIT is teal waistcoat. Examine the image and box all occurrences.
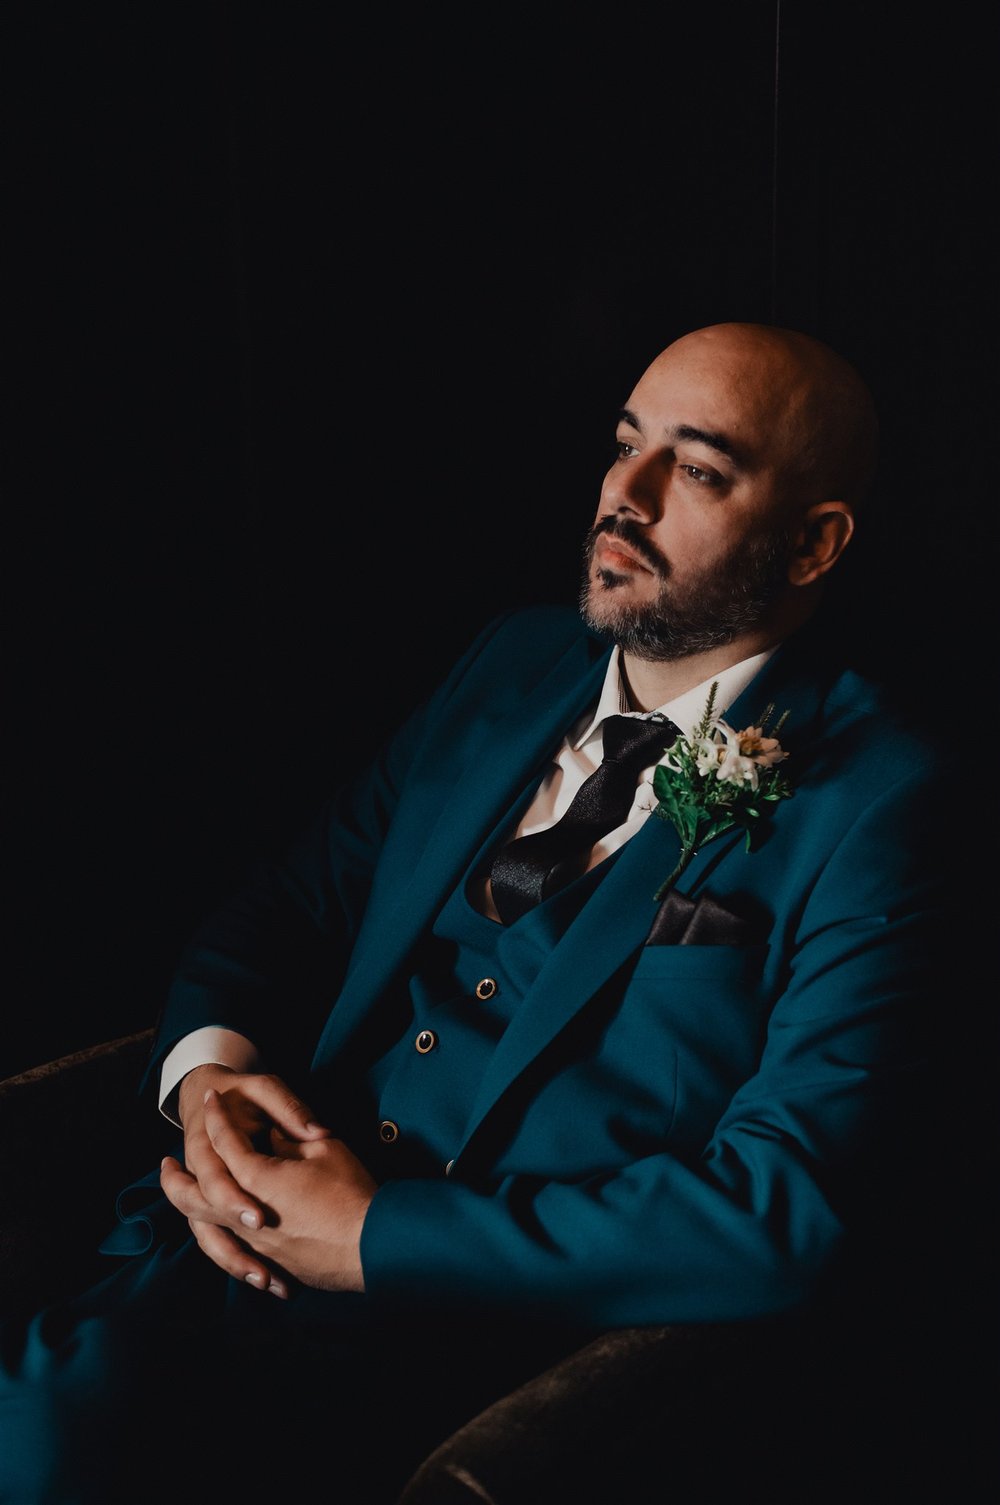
[362,854,613,1182]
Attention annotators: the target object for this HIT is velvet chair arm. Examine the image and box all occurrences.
[0,1029,172,1320]
[397,1317,838,1505]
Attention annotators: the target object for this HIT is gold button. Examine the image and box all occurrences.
[415,1029,437,1054]
[378,1120,399,1144]
[444,1159,455,1177]
[475,977,498,1000]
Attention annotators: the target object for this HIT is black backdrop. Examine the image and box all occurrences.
[7,4,994,1076]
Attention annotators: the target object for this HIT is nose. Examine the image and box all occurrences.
[598,450,663,524]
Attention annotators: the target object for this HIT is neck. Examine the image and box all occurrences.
[619,640,768,711]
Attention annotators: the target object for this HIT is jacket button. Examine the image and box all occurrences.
[415,1029,437,1054]
[378,1120,399,1143]
[475,977,498,1000]
[444,1159,455,1176]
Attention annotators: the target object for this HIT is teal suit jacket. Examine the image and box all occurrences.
[142,605,946,1331]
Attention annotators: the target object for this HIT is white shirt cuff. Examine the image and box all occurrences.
[158,1026,261,1127]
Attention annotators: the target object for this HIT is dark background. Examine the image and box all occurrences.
[6,3,994,1076]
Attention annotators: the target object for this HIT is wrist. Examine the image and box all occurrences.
[177,1062,235,1125]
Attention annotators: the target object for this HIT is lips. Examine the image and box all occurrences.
[593,535,652,573]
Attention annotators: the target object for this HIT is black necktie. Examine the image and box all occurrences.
[489,713,679,924]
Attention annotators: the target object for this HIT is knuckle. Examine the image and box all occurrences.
[185,1126,211,1161]
[256,1074,307,1119]
[197,1163,231,1205]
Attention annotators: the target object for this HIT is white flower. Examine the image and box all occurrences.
[713,721,761,788]
[694,736,721,777]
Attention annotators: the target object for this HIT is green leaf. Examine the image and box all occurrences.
[699,813,737,846]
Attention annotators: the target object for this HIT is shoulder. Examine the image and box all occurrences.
[758,617,944,790]
[442,605,607,692]
[470,604,600,656]
[817,664,940,769]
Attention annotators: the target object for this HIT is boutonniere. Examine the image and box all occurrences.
[651,682,793,900]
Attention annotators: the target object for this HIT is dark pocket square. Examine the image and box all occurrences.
[644,889,756,947]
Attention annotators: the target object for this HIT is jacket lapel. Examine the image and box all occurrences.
[453,802,741,1157]
[310,631,612,1068]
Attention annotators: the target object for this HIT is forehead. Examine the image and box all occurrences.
[625,334,805,465]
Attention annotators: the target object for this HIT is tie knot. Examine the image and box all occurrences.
[601,714,678,769]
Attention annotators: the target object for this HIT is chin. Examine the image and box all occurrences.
[590,570,649,608]
[580,579,638,638]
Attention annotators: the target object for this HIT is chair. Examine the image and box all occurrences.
[1,1032,991,1503]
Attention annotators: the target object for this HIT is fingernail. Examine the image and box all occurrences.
[240,1210,260,1229]
[267,1279,288,1300]
[245,1272,265,1288]
[203,1088,216,1105]
[305,1121,325,1133]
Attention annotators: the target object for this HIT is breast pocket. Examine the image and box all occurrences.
[629,942,770,984]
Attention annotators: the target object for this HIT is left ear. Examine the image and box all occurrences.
[787,501,855,587]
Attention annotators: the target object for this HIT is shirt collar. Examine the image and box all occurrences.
[570,645,779,751]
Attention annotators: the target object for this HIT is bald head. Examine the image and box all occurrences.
[582,320,877,681]
[649,322,879,514]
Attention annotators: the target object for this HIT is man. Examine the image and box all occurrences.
[0,323,947,1502]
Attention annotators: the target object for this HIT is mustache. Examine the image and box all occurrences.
[586,516,669,577]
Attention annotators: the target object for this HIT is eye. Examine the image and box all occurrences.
[679,464,721,486]
[615,440,640,461]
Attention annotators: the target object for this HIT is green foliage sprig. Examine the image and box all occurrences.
[651,682,793,901]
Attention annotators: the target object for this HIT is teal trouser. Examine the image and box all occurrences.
[0,1230,572,1505]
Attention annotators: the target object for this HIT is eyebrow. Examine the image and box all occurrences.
[618,409,745,466]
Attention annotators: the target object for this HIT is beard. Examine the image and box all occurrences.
[578,515,793,661]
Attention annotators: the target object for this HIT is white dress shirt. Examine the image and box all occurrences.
[158,643,776,1122]
[501,645,776,872]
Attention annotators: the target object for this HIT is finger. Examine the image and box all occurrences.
[160,1151,264,1235]
[159,1155,200,1215]
[182,1124,268,1232]
[188,1218,288,1299]
[240,1072,331,1141]
[202,1088,270,1194]
[269,1125,293,1158]
[268,1125,338,1162]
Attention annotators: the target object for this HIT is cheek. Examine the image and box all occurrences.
[648,514,706,569]
[673,508,753,563]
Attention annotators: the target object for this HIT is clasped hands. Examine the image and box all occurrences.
[159,1065,377,1299]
